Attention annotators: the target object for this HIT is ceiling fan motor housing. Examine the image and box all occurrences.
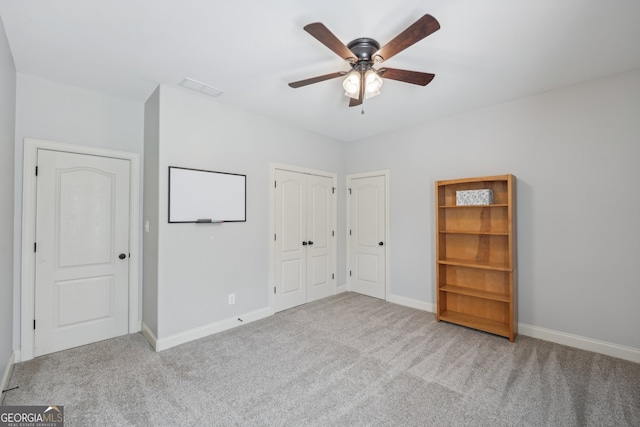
[347,38,380,65]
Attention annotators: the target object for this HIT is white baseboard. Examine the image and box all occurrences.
[140,322,158,351]
[1,351,15,404]
[384,295,639,363]
[518,323,640,363]
[387,293,435,312]
[153,307,272,352]
[335,284,348,294]
[88,296,640,364]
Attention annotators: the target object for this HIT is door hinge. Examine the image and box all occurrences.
[35,166,38,176]
[332,273,335,280]
[33,319,36,330]
[274,180,277,188]
[348,188,352,194]
[274,234,277,241]
[274,286,276,294]
[332,187,335,194]
[34,242,37,252]
[332,230,334,237]
[349,270,352,276]
[349,229,352,236]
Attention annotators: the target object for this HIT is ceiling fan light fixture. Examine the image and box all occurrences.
[364,88,380,99]
[343,71,361,99]
[364,69,382,99]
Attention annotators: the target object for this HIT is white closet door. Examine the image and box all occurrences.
[306,174,333,303]
[275,169,307,312]
[274,170,333,312]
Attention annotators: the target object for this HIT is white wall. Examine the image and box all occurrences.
[143,87,160,336]
[346,69,640,350]
[152,85,346,338]
[0,17,16,389]
[12,74,144,349]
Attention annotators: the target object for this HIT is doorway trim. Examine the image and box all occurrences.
[346,170,390,300]
[20,138,140,361]
[268,162,337,315]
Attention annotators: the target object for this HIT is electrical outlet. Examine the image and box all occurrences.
[228,293,236,305]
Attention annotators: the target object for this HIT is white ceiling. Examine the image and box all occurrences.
[1,1,639,142]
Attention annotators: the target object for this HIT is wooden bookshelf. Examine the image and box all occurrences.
[435,174,517,341]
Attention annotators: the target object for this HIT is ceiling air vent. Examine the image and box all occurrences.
[179,78,224,97]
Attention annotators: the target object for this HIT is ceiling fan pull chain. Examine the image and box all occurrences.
[361,106,365,115]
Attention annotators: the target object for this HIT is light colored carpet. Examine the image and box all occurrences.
[3,292,640,426]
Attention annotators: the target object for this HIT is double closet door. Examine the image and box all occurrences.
[274,169,334,312]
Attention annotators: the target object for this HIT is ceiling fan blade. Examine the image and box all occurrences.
[288,71,347,88]
[349,97,362,107]
[378,68,435,86]
[304,23,357,63]
[373,14,440,63]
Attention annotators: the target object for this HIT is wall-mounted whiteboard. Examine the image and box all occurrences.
[168,166,246,223]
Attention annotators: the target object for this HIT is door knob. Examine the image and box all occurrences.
[302,241,308,246]
[379,242,384,246]
[119,253,127,259]
[308,241,314,246]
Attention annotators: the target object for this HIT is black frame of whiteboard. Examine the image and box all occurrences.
[168,166,247,223]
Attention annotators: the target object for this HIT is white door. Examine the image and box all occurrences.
[34,149,131,356]
[305,174,333,303]
[274,169,333,312]
[274,170,307,312]
[349,174,386,299]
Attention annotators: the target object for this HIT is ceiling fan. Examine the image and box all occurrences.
[288,14,440,107]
